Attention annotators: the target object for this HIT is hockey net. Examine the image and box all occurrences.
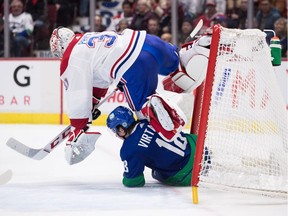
[191,25,288,202]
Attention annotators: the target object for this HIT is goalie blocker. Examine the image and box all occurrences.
[163,35,211,93]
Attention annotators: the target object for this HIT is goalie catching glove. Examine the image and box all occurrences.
[65,126,101,165]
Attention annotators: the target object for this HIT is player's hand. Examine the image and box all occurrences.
[92,96,102,120]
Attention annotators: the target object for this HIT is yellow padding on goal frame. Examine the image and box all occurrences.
[0,113,108,126]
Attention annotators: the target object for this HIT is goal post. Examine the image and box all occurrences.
[190,24,288,203]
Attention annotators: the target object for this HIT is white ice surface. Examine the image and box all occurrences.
[0,124,287,216]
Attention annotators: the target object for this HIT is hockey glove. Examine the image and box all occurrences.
[92,96,102,121]
[65,127,101,165]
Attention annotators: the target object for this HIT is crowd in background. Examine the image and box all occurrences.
[0,0,287,58]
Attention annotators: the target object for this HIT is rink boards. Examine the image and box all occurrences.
[0,58,287,125]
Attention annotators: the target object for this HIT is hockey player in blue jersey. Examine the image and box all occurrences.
[106,105,197,187]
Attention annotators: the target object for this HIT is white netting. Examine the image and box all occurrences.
[198,27,288,198]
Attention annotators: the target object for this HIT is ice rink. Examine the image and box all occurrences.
[0,124,287,216]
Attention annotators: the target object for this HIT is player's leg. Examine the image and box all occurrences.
[118,50,159,111]
[141,34,179,76]
[120,51,187,141]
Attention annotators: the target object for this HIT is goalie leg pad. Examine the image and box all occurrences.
[163,53,208,93]
[150,96,174,131]
[65,132,101,165]
[163,69,197,93]
[185,55,208,90]
[140,95,187,141]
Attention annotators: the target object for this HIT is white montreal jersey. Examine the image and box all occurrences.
[60,29,146,120]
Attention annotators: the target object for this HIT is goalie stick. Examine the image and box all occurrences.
[190,19,203,39]
[182,19,203,44]
[0,169,12,185]
[6,88,118,160]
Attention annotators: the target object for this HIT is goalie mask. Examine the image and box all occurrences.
[106,106,135,137]
[50,27,75,58]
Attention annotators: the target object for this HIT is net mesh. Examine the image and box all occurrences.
[198,27,288,198]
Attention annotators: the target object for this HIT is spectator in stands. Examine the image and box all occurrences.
[179,0,197,19]
[193,0,224,34]
[147,17,162,37]
[183,0,206,17]
[149,0,165,19]
[79,0,89,17]
[94,14,107,32]
[255,0,281,31]
[9,0,34,57]
[160,32,172,43]
[215,0,226,15]
[81,14,107,33]
[48,0,75,27]
[226,0,247,28]
[25,0,50,50]
[211,13,228,27]
[107,0,134,31]
[116,18,129,33]
[129,0,158,31]
[273,0,287,17]
[178,19,193,46]
[274,17,287,57]
[159,0,185,34]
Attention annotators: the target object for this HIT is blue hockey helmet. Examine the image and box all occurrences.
[106,106,135,135]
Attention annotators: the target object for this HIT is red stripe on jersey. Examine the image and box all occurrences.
[120,78,135,110]
[110,31,136,79]
[60,34,83,76]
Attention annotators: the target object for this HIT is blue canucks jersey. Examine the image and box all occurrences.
[120,119,196,187]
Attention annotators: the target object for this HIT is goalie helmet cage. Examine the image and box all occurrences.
[190,24,288,204]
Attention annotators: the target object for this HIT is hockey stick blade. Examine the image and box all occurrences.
[6,125,71,160]
[0,169,13,185]
[6,88,118,160]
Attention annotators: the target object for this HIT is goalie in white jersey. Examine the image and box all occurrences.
[49,27,193,165]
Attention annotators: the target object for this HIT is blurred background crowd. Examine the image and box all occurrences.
[0,0,287,58]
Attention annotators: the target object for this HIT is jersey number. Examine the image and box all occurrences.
[155,135,187,157]
[79,33,117,48]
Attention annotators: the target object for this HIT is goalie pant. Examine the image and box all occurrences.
[60,29,181,139]
[119,119,197,187]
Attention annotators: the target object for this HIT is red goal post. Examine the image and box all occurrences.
[190,24,288,204]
